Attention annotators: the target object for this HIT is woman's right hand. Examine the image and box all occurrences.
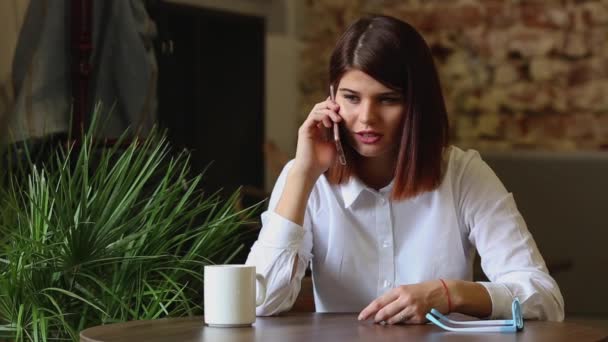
[292,97,342,180]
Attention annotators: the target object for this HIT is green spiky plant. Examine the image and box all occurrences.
[0,107,261,341]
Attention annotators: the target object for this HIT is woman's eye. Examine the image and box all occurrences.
[380,97,400,104]
[343,95,359,103]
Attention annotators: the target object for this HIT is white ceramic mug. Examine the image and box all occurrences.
[204,265,267,327]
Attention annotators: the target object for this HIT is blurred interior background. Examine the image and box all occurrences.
[1,0,607,320]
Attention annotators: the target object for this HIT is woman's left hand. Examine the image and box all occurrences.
[358,280,449,324]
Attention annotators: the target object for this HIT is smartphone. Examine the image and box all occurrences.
[330,85,347,165]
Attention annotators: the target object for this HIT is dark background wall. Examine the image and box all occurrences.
[150,2,265,196]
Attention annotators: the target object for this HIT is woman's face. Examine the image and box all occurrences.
[336,70,405,160]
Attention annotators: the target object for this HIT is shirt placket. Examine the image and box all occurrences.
[376,193,395,296]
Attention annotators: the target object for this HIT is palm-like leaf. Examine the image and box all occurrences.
[0,107,261,341]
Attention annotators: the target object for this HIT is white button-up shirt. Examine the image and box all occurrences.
[246,146,565,320]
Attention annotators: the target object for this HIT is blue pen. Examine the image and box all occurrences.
[426,298,524,333]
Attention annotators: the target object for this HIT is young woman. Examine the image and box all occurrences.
[246,14,564,324]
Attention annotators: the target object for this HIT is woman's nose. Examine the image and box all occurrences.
[358,102,377,125]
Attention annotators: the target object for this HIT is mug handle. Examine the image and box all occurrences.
[255,273,267,306]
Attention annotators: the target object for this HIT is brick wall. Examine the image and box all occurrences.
[298,0,608,150]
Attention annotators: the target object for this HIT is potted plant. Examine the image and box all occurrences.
[0,108,260,341]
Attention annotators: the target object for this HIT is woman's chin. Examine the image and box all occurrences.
[353,146,390,159]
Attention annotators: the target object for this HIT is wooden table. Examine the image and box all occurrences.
[80,313,608,342]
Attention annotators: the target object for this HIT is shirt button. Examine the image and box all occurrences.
[383,280,392,288]
[382,240,391,248]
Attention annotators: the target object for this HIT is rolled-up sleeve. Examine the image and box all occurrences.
[458,151,565,321]
[245,160,314,316]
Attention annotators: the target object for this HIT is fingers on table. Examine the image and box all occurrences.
[358,291,399,321]
[378,300,409,324]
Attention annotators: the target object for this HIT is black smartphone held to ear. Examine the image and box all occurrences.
[330,85,347,165]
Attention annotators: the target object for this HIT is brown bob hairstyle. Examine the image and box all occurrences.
[325,14,449,201]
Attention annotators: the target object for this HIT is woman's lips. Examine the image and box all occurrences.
[355,132,382,144]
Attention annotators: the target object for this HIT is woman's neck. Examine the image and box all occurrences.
[355,152,397,191]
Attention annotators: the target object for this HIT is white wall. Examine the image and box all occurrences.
[265,34,299,190]
[0,0,29,122]
[0,0,29,80]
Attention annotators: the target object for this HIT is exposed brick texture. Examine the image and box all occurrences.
[299,0,608,150]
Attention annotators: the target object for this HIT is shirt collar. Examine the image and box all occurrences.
[340,176,395,208]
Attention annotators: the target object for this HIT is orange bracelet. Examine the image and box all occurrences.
[439,279,452,313]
